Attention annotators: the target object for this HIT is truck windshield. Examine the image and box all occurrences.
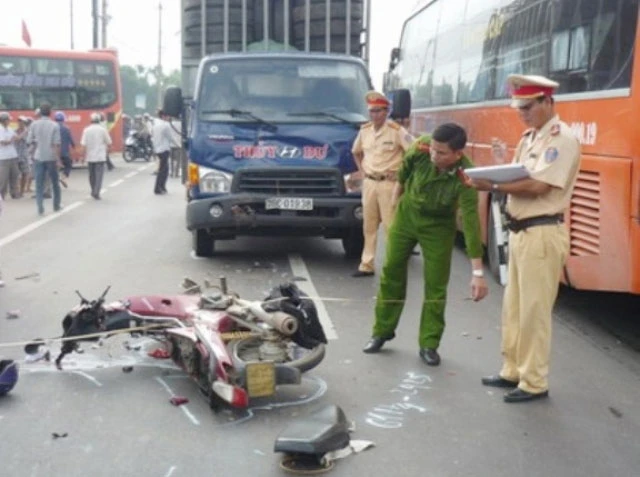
[197,57,371,124]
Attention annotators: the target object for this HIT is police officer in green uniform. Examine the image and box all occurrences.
[362,123,489,366]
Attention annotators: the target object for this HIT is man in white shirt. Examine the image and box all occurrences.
[26,103,62,216]
[151,110,177,195]
[81,112,112,200]
[0,112,20,200]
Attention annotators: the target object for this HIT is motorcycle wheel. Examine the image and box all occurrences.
[228,337,325,374]
[123,148,135,162]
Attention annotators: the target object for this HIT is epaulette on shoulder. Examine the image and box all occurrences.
[522,128,535,137]
[387,121,400,130]
[360,122,373,129]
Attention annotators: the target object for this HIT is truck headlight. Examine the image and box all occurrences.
[344,173,363,193]
[199,168,233,193]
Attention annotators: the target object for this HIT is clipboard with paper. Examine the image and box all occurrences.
[464,164,529,183]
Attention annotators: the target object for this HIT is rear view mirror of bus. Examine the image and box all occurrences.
[390,89,411,120]
[163,86,183,118]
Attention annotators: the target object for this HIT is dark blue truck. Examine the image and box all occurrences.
[165,0,372,257]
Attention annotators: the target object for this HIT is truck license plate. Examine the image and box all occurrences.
[245,361,276,398]
[265,197,313,211]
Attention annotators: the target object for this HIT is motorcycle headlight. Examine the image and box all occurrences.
[199,167,233,194]
[344,173,363,193]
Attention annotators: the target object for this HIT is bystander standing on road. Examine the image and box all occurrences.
[26,103,62,216]
[81,112,112,200]
[32,108,52,198]
[471,74,581,403]
[362,124,488,366]
[151,109,177,195]
[169,117,182,178]
[15,116,31,198]
[350,91,414,277]
[0,112,20,200]
[99,113,115,171]
[54,111,75,186]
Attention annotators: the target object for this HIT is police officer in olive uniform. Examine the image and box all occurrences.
[351,91,414,277]
[362,123,489,366]
[472,74,581,403]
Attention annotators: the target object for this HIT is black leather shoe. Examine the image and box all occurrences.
[503,388,549,403]
[481,375,519,388]
[362,336,391,353]
[352,270,374,277]
[419,348,440,366]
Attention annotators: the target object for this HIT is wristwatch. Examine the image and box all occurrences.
[472,269,484,278]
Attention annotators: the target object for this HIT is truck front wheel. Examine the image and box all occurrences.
[193,230,215,257]
[342,230,364,259]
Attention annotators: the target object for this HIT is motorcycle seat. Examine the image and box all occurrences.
[126,295,200,319]
[274,405,350,456]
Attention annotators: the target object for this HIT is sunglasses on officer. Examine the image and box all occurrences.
[368,108,387,114]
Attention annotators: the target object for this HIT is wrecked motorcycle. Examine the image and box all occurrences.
[30,279,327,409]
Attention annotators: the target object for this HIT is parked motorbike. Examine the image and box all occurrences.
[123,131,152,162]
[29,279,327,410]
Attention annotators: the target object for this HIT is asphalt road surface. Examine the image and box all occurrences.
[1,156,639,477]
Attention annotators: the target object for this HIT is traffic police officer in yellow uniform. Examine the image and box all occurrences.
[471,74,581,403]
[351,91,413,277]
[362,123,489,366]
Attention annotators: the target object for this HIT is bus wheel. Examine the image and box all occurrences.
[487,204,507,284]
[193,229,215,257]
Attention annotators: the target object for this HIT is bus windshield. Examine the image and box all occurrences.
[0,56,118,110]
[198,57,371,123]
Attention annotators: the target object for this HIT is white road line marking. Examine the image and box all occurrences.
[124,171,137,179]
[137,165,148,172]
[0,201,84,249]
[71,370,103,387]
[287,253,338,340]
[155,377,200,426]
[165,466,177,477]
[109,179,125,187]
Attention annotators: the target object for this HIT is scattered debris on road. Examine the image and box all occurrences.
[169,396,189,406]
[609,406,623,418]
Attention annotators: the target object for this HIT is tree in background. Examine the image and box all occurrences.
[120,65,181,115]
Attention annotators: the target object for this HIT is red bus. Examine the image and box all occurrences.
[0,46,123,162]
[385,0,640,294]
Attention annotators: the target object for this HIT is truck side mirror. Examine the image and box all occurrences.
[163,86,183,119]
[389,89,411,121]
[389,47,401,71]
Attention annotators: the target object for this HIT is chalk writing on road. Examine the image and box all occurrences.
[365,372,431,429]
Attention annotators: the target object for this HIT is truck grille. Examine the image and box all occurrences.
[233,168,343,196]
[569,170,600,256]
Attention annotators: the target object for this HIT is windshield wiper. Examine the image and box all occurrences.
[201,109,277,132]
[287,111,362,127]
